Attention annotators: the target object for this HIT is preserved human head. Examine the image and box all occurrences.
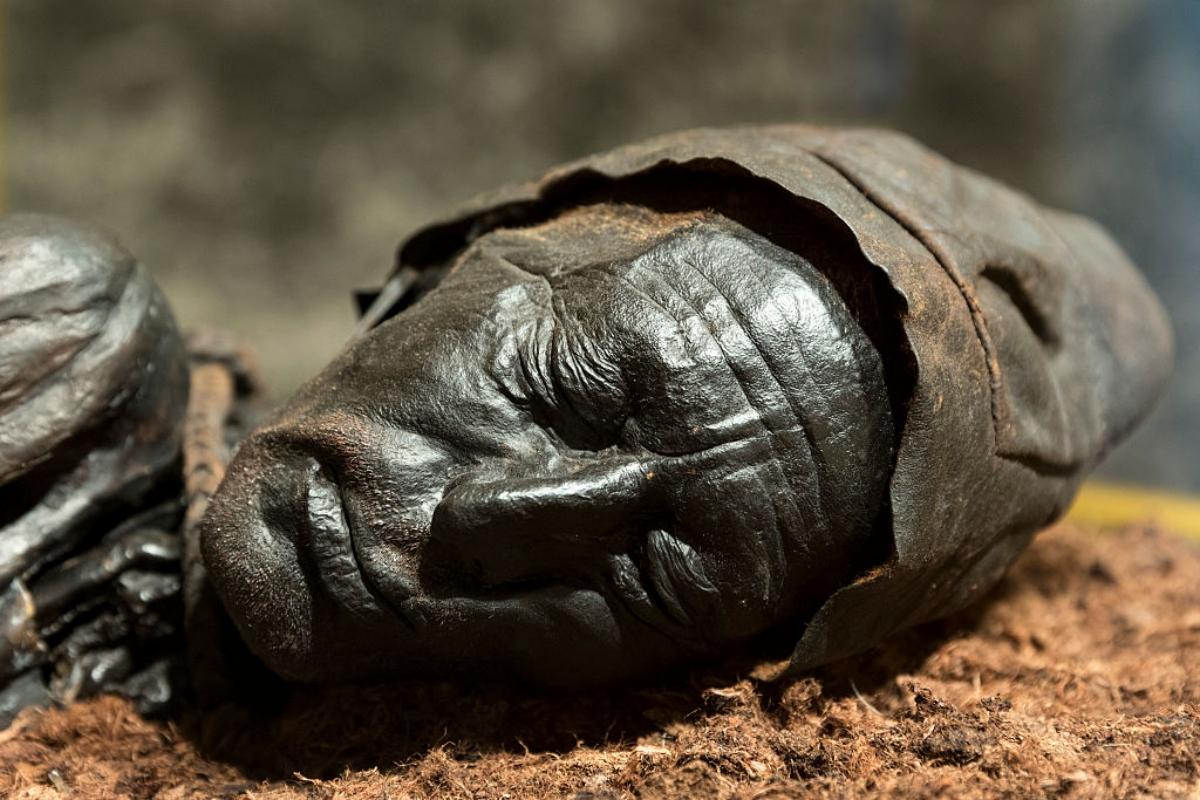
[202,205,894,685]
[202,125,1172,687]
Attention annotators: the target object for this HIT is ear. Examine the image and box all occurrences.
[428,452,658,589]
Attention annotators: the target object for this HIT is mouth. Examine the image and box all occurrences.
[302,458,413,628]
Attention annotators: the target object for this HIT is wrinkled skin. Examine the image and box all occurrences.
[204,208,893,685]
[0,128,1172,705]
[203,125,1173,688]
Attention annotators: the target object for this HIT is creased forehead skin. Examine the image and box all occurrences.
[202,204,892,685]
[469,208,894,631]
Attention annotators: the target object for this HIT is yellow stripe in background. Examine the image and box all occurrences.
[1068,481,1200,541]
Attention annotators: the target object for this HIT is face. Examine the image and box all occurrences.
[202,205,893,686]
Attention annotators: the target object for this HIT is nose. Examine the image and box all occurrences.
[247,409,381,479]
[199,434,325,680]
[202,423,422,682]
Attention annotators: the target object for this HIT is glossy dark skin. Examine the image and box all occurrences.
[203,207,893,685]
[203,125,1173,688]
[0,215,186,583]
[0,127,1173,702]
[0,214,188,724]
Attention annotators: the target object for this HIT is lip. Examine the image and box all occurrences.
[303,459,413,627]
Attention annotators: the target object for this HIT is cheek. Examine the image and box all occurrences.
[345,468,439,545]
[337,433,454,552]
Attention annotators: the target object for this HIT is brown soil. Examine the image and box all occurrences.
[1,522,1198,799]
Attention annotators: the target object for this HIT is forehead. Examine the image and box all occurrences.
[456,204,874,455]
[471,204,715,280]
[457,203,847,378]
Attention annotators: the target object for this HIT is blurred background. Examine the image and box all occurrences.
[5,1,1199,492]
